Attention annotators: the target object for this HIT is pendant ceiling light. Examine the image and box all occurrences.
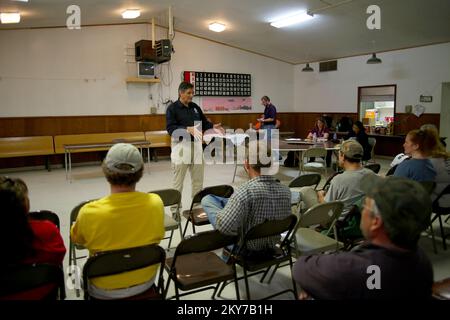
[367,53,382,64]
[302,63,314,72]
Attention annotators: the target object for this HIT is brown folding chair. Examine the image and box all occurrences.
[82,244,166,300]
[219,215,298,300]
[149,189,182,250]
[0,264,65,300]
[164,230,239,300]
[182,185,234,237]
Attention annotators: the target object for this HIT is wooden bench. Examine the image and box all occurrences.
[145,131,171,161]
[0,136,54,171]
[54,132,150,180]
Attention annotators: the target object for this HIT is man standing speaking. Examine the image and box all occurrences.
[166,82,223,201]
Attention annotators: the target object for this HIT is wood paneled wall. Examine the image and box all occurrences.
[0,112,440,169]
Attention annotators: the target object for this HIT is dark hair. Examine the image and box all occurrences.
[0,176,35,264]
[353,121,365,133]
[261,96,270,102]
[178,81,194,93]
[316,117,328,129]
[407,129,439,157]
[102,163,144,186]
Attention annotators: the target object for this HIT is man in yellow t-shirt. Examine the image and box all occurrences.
[71,143,164,299]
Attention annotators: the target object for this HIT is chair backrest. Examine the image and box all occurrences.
[174,230,237,257]
[432,183,450,213]
[288,173,321,189]
[29,210,60,229]
[70,200,96,225]
[321,171,342,192]
[298,201,344,228]
[242,215,298,245]
[191,185,234,208]
[368,137,376,158]
[303,147,327,159]
[83,244,166,298]
[149,189,181,207]
[0,264,65,300]
[364,163,381,174]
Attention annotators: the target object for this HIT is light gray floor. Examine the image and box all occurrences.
[2,155,450,300]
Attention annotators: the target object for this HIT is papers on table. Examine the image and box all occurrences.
[203,133,249,145]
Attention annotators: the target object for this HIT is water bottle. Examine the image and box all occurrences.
[313,132,317,143]
[333,132,337,141]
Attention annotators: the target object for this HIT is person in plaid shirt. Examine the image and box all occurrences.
[201,140,291,254]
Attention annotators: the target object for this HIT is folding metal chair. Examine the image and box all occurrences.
[82,244,166,300]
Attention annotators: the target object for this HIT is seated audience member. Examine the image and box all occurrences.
[293,175,434,299]
[422,127,450,206]
[0,176,66,266]
[71,143,164,299]
[297,140,375,217]
[393,129,437,181]
[346,121,371,161]
[306,117,332,167]
[201,141,291,256]
[307,117,330,140]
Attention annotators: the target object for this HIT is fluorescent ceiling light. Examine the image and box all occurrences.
[209,22,226,32]
[270,11,313,28]
[0,12,21,24]
[122,9,140,19]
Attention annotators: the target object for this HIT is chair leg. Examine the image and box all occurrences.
[232,163,237,183]
[164,277,172,299]
[211,282,220,299]
[167,230,175,250]
[289,256,299,299]
[438,215,447,250]
[182,220,189,238]
[243,269,251,300]
[178,223,184,241]
[192,223,196,235]
[259,266,272,283]
[217,280,228,298]
[233,268,240,301]
[175,285,180,301]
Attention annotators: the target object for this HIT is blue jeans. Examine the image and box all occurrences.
[201,195,229,228]
[201,195,233,262]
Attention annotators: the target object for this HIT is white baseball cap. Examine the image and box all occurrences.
[104,143,143,173]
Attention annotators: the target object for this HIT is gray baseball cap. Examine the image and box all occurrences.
[360,175,432,248]
[104,143,143,174]
[340,140,364,160]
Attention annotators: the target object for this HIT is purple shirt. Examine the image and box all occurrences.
[263,104,277,125]
[310,126,330,138]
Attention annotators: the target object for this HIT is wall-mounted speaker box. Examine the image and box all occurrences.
[319,60,338,72]
[135,39,172,63]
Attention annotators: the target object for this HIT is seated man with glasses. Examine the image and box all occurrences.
[293,175,433,299]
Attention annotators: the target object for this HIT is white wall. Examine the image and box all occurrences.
[0,24,294,117]
[294,43,450,114]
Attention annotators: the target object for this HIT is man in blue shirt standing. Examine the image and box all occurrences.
[166,82,223,201]
[257,96,277,130]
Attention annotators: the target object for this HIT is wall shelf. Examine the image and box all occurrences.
[125,77,161,84]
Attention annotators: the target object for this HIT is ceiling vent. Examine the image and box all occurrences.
[319,60,337,72]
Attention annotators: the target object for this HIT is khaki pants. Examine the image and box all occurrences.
[171,142,204,199]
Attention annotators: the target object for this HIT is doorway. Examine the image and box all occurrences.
[441,83,450,151]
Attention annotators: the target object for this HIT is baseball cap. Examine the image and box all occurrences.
[104,143,143,174]
[360,175,432,248]
[340,140,364,160]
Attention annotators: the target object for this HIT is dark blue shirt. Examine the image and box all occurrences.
[166,100,213,136]
[263,103,277,125]
[393,158,437,182]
